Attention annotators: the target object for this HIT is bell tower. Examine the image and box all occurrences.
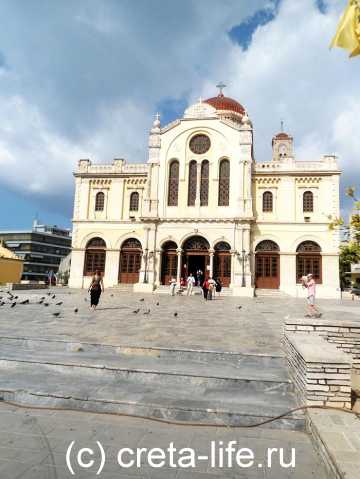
[272,122,293,161]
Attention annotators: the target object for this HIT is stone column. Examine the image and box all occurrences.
[209,249,215,278]
[176,248,182,284]
[230,249,237,286]
[104,250,121,287]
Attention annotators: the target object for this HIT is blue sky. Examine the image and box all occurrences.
[0,0,358,230]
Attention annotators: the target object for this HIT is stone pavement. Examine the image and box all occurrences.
[308,409,360,479]
[0,288,359,355]
[0,402,328,478]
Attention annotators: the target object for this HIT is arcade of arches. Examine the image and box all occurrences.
[83,236,322,290]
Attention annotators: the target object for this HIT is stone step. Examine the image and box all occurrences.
[0,365,303,430]
[255,289,289,297]
[0,337,303,430]
[155,285,233,296]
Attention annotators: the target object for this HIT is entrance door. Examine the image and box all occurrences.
[255,240,280,289]
[255,254,279,288]
[214,253,231,286]
[119,238,142,284]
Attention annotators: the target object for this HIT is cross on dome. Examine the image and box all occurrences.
[216,81,226,97]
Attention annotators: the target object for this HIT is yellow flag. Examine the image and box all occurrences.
[330,0,360,57]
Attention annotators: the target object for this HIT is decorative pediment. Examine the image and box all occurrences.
[184,101,217,119]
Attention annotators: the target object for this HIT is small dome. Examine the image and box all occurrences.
[204,94,245,115]
[273,132,292,140]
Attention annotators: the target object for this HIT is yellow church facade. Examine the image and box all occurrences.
[69,90,341,298]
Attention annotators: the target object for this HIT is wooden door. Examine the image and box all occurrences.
[161,253,177,285]
[255,253,279,289]
[214,253,231,286]
[119,251,141,283]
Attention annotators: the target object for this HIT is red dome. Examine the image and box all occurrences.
[205,94,245,115]
[273,132,291,140]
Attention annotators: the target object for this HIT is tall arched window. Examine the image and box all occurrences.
[200,160,209,206]
[296,241,322,283]
[84,237,106,275]
[188,160,197,206]
[262,191,273,212]
[129,192,139,212]
[218,159,230,206]
[168,160,179,206]
[303,191,314,212]
[95,192,105,211]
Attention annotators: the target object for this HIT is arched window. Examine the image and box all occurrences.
[262,191,273,212]
[303,191,314,213]
[200,160,209,206]
[168,160,179,206]
[95,192,105,211]
[296,241,322,283]
[84,237,106,275]
[214,241,231,287]
[218,159,230,206]
[188,160,197,206]
[161,241,178,285]
[129,192,139,212]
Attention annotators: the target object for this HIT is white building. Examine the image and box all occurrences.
[69,88,341,297]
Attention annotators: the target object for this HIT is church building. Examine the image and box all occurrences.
[69,87,341,297]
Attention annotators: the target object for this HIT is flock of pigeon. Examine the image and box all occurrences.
[0,289,78,317]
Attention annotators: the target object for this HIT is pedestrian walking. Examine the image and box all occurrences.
[169,277,177,296]
[215,278,222,298]
[202,278,209,300]
[186,273,195,296]
[302,273,321,318]
[207,277,216,300]
[88,270,104,310]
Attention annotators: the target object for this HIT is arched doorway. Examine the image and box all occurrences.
[118,238,142,284]
[84,237,106,276]
[182,236,210,279]
[255,240,280,289]
[214,241,231,286]
[296,241,322,283]
[161,241,178,285]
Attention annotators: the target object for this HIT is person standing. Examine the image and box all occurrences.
[169,277,177,296]
[186,273,195,296]
[215,278,222,298]
[202,277,209,300]
[302,273,321,318]
[207,277,216,300]
[88,270,104,310]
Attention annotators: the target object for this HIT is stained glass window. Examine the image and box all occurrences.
[200,160,209,206]
[189,134,210,154]
[188,160,197,206]
[168,160,179,206]
[218,159,230,206]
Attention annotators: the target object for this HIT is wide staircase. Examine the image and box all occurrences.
[0,336,304,430]
[155,285,233,296]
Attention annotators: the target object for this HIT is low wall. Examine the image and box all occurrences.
[284,332,352,409]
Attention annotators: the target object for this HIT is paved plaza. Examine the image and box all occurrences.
[0,402,328,478]
[0,287,359,478]
[0,288,359,355]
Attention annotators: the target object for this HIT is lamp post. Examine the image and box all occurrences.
[241,249,246,287]
[143,248,149,284]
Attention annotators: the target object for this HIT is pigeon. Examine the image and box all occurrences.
[20,299,29,305]
[52,295,56,299]
[0,302,4,307]
[74,308,78,313]
[84,298,88,302]
[38,300,44,304]
[110,294,114,297]
[11,302,16,308]
[237,306,242,309]
[56,302,63,306]
[43,303,49,307]
[52,312,60,317]
[14,296,18,299]
[133,308,140,314]
[143,309,151,315]
[139,298,144,302]
[174,312,178,317]
[156,302,160,306]
[40,296,46,300]
[47,292,52,296]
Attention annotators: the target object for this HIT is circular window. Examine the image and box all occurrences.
[189,134,210,155]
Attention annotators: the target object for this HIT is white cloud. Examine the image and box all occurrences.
[200,0,360,201]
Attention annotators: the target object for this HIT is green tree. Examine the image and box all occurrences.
[334,187,360,288]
